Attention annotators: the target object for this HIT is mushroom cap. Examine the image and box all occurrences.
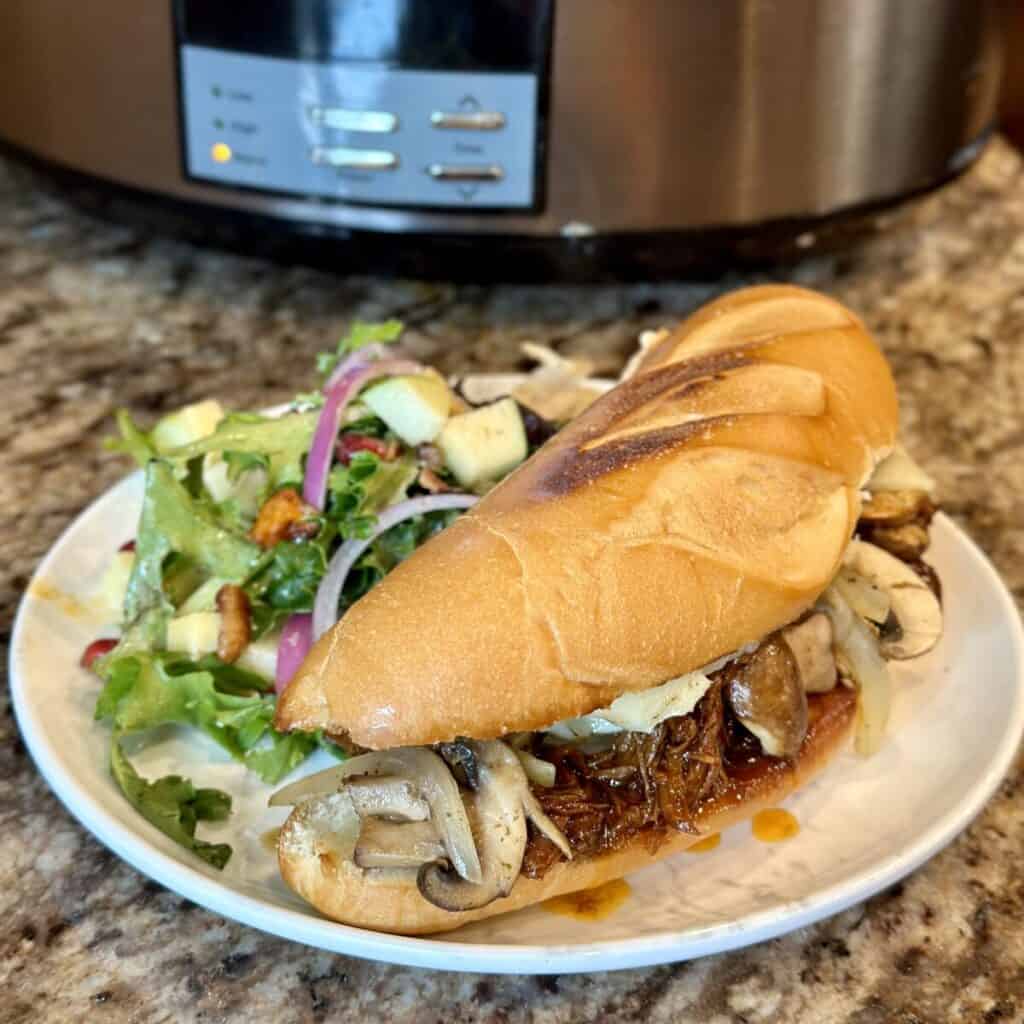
[843,541,942,660]
[724,640,809,758]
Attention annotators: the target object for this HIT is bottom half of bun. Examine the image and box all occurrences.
[277,687,856,936]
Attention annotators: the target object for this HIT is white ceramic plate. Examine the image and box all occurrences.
[10,474,1024,973]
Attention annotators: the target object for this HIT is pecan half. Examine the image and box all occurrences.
[250,488,318,548]
[216,584,251,664]
[416,443,445,472]
[417,467,451,494]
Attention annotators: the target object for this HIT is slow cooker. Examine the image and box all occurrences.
[0,1,1004,279]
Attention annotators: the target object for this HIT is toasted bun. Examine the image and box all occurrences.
[276,285,897,748]
[277,687,856,935]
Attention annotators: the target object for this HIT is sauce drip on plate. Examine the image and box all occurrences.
[29,579,93,621]
[752,808,799,843]
[686,832,721,853]
[542,879,631,920]
[260,827,282,853]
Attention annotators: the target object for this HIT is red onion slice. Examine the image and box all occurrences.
[323,344,387,391]
[303,357,423,511]
[275,612,313,694]
[312,494,478,641]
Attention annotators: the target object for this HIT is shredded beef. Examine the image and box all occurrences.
[522,681,729,880]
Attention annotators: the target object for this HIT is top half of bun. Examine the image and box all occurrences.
[275,285,898,750]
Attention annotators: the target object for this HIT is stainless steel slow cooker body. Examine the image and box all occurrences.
[0,0,1003,277]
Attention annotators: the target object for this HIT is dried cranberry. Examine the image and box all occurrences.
[516,402,557,448]
[336,433,395,464]
[81,638,118,670]
[119,540,136,552]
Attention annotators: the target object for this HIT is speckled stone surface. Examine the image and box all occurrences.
[2,139,1024,1024]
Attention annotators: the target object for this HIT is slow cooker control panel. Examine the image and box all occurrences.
[180,46,539,210]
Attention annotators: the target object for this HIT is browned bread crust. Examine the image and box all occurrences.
[275,285,897,749]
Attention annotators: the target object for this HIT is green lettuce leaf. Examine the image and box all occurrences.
[96,652,316,784]
[105,410,158,467]
[110,739,233,869]
[241,452,418,615]
[249,539,329,611]
[122,461,264,645]
[165,411,317,490]
[175,654,273,696]
[223,449,270,480]
[317,320,404,377]
[245,731,323,784]
[327,451,417,537]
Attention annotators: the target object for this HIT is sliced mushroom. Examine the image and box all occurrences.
[269,747,482,885]
[843,540,943,659]
[723,640,808,758]
[418,742,528,911]
[345,776,430,822]
[437,741,480,791]
[859,489,931,527]
[862,522,930,562]
[353,819,445,869]
[285,791,361,865]
[781,613,837,693]
[832,569,891,624]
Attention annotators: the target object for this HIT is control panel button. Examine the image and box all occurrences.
[311,146,398,170]
[309,107,398,133]
[182,46,537,208]
[430,110,506,131]
[428,163,504,182]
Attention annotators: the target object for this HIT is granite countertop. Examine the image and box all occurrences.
[2,139,1023,1024]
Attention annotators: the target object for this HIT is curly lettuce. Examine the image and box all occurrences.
[110,740,233,869]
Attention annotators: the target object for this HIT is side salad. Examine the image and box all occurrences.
[84,321,598,868]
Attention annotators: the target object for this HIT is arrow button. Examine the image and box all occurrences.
[427,163,504,183]
[431,109,506,131]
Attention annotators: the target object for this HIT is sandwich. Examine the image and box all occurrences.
[270,285,943,934]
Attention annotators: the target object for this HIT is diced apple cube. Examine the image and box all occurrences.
[166,611,221,660]
[95,550,135,624]
[202,453,267,514]
[201,454,234,503]
[236,632,279,682]
[362,373,452,447]
[438,398,528,488]
[152,399,225,453]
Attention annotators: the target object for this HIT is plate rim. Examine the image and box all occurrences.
[10,475,1024,974]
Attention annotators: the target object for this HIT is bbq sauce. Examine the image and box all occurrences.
[542,879,631,920]
[752,808,799,842]
[685,832,721,853]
